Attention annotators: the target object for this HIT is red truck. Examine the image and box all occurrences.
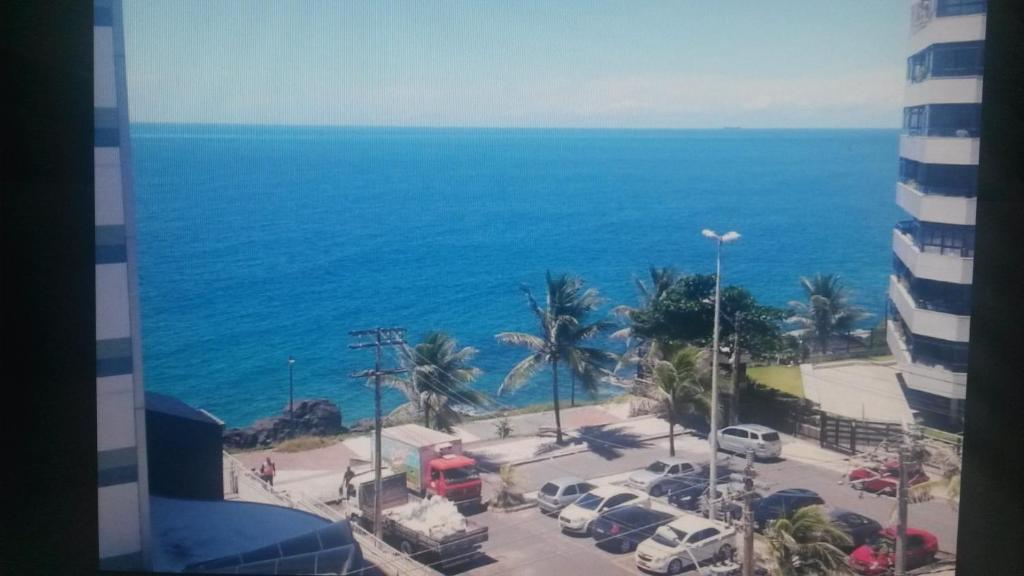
[379,424,482,507]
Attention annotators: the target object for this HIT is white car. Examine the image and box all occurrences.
[716,424,782,460]
[558,485,650,535]
[634,514,737,575]
[627,457,700,497]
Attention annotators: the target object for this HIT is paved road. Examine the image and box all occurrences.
[477,435,959,556]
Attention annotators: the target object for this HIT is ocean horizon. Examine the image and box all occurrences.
[131,124,902,428]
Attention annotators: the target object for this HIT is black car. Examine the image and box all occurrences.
[753,488,825,531]
[662,476,710,510]
[590,505,676,554]
[828,508,883,552]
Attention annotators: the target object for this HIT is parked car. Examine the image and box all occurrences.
[696,482,763,522]
[827,508,882,552]
[590,505,676,554]
[753,488,825,531]
[627,457,701,497]
[716,424,782,460]
[634,514,737,575]
[847,458,929,496]
[662,470,736,510]
[848,527,938,575]
[664,477,711,511]
[559,485,650,535]
[537,477,596,515]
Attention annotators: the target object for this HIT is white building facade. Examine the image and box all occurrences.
[888,0,986,426]
[95,0,152,569]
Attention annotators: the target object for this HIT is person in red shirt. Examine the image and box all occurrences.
[259,457,277,487]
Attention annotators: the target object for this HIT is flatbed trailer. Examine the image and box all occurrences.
[347,469,489,570]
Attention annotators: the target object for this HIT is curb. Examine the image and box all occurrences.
[486,499,538,513]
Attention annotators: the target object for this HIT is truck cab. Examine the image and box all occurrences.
[428,454,482,506]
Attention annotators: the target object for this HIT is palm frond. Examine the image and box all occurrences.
[495,331,545,351]
[499,353,543,395]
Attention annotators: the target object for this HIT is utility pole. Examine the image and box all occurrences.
[895,444,910,576]
[742,448,756,576]
[349,327,407,540]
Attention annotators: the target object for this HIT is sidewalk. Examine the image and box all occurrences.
[235,403,860,504]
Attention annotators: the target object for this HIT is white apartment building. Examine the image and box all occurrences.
[888,0,986,427]
[95,0,152,569]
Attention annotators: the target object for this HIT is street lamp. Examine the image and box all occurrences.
[288,355,295,420]
[702,228,740,522]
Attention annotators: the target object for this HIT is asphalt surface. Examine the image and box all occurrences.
[454,434,958,576]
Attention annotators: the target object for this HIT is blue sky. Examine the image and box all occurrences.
[123,1,909,128]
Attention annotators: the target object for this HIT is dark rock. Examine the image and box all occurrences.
[222,399,343,450]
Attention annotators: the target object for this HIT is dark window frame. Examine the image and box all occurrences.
[936,0,987,17]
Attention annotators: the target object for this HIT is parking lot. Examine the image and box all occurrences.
[447,432,959,575]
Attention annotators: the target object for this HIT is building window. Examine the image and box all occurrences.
[902,104,982,137]
[899,158,978,197]
[895,219,975,257]
[904,106,927,134]
[936,0,987,17]
[907,41,984,83]
[931,42,985,77]
[893,256,973,316]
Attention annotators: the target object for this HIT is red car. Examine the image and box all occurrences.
[847,458,928,495]
[848,527,938,575]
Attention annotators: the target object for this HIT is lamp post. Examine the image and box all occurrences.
[288,355,295,419]
[702,228,740,522]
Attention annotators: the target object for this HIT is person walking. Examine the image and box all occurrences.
[260,456,277,487]
[343,465,356,501]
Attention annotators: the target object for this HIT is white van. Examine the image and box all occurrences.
[716,424,782,460]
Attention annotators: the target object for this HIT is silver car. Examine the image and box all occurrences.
[626,457,700,497]
[537,477,596,514]
[716,424,782,460]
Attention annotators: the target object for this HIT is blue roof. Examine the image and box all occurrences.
[146,391,221,425]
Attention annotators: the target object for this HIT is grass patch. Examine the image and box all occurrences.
[921,425,962,445]
[747,365,804,398]
[275,435,340,452]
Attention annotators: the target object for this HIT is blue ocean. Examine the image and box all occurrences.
[130,125,901,428]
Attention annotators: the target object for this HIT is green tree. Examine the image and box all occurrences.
[787,274,869,355]
[651,346,711,457]
[390,331,486,432]
[764,505,854,576]
[496,272,615,444]
[628,274,785,357]
[611,266,684,375]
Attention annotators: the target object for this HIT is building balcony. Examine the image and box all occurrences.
[900,134,979,165]
[889,275,971,342]
[887,320,967,400]
[892,226,974,284]
[909,10,986,54]
[904,76,983,106]
[896,181,976,225]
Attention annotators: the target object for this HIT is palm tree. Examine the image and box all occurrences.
[496,272,613,444]
[764,505,854,576]
[388,331,486,431]
[787,274,868,355]
[650,346,710,457]
[611,267,682,375]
